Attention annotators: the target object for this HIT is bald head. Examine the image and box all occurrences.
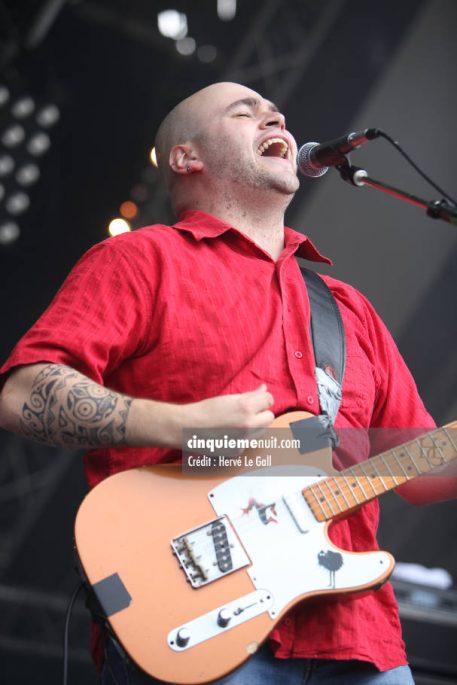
[155,82,264,188]
[154,91,202,185]
[153,82,298,217]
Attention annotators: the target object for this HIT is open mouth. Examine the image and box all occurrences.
[257,137,289,159]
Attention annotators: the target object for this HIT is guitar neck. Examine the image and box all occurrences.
[303,422,457,522]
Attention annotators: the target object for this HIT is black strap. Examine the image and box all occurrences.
[299,266,346,385]
[297,262,346,425]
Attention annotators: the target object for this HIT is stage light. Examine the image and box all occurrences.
[36,104,60,128]
[149,147,158,167]
[2,124,26,147]
[27,131,51,156]
[0,85,10,107]
[176,37,196,56]
[217,0,237,21]
[197,45,217,63]
[0,154,15,177]
[11,97,35,119]
[120,201,138,220]
[6,192,30,215]
[0,85,61,250]
[0,221,20,245]
[157,10,187,39]
[16,163,40,186]
[108,218,131,236]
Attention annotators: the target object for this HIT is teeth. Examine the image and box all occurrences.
[257,137,289,158]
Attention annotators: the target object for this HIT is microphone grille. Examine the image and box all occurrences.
[297,142,328,178]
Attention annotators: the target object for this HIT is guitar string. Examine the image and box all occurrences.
[168,454,440,578]
[170,427,457,565]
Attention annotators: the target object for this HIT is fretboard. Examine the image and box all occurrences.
[303,422,457,522]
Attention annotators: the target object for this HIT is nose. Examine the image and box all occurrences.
[261,109,286,130]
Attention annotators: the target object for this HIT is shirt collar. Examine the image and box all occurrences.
[173,209,332,265]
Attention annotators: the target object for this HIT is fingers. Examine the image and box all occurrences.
[240,384,274,414]
[247,408,275,429]
[231,385,274,431]
[184,384,275,433]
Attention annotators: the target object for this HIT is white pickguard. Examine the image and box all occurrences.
[208,466,392,618]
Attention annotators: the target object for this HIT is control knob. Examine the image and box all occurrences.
[176,627,191,647]
[217,608,232,628]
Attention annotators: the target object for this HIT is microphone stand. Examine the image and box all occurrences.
[336,162,457,227]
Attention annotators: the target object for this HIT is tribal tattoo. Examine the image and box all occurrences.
[20,364,132,447]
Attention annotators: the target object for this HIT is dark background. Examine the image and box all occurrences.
[0,1,456,683]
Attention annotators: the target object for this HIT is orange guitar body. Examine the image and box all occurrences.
[75,410,457,684]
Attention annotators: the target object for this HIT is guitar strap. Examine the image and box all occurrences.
[297,261,346,434]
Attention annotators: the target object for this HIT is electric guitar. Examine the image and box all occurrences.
[74,412,457,684]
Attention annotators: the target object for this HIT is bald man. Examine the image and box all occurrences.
[0,83,453,684]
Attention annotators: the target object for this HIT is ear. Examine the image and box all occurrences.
[169,144,204,175]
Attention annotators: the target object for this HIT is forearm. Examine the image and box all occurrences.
[0,363,183,449]
[0,363,274,450]
[396,473,457,505]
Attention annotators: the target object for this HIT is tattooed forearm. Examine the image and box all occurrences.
[20,364,132,447]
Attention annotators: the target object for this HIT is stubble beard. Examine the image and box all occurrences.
[213,154,300,200]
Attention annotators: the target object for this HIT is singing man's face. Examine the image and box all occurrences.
[191,82,300,197]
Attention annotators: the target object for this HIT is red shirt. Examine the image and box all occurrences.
[0,209,434,671]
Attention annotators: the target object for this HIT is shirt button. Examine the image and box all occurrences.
[294,350,303,359]
[307,396,314,404]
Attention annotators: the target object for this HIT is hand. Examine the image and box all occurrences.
[124,384,275,449]
[182,384,275,433]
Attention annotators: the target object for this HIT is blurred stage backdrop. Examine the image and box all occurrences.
[0,1,456,683]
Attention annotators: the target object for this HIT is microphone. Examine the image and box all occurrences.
[297,128,380,178]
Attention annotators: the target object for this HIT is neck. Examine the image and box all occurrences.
[179,192,291,261]
[216,205,286,261]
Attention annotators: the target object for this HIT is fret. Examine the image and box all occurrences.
[346,464,369,496]
[430,427,453,467]
[376,471,388,491]
[341,475,360,505]
[416,432,448,472]
[334,477,352,509]
[357,463,378,495]
[301,422,457,524]
[304,485,328,520]
[434,426,457,460]
[390,449,409,478]
[379,454,400,486]
[443,426,457,455]
[315,481,336,516]
[357,476,372,499]
[403,444,422,476]
[344,469,368,501]
[324,478,345,513]
[434,434,447,462]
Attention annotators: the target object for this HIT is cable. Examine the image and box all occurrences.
[103,635,124,685]
[62,582,83,685]
[376,129,457,207]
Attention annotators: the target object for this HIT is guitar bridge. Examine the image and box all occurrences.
[171,516,250,588]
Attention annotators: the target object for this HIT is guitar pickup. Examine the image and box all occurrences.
[171,516,250,588]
